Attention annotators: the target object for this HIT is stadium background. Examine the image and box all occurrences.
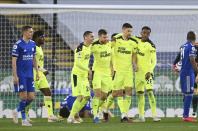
[0,0,198,118]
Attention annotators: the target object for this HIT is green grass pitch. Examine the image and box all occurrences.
[0,117,198,131]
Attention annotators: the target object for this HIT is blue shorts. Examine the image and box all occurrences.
[14,77,35,92]
[180,73,195,94]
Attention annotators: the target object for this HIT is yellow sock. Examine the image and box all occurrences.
[147,91,157,117]
[69,98,81,117]
[44,96,53,117]
[117,96,124,114]
[124,95,131,113]
[92,97,100,118]
[78,98,89,111]
[106,95,114,111]
[137,93,145,117]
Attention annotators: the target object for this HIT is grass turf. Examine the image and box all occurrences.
[0,117,198,131]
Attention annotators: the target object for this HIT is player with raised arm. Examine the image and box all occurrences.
[133,26,161,122]
[110,23,138,122]
[32,30,58,122]
[67,31,94,123]
[12,26,39,126]
[180,31,198,122]
[91,29,112,123]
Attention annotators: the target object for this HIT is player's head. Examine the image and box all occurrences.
[122,23,133,38]
[22,25,33,40]
[187,31,196,42]
[83,31,94,45]
[32,30,45,45]
[98,29,109,44]
[141,26,151,41]
[111,33,118,41]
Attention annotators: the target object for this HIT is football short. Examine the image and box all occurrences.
[92,71,112,93]
[34,70,49,90]
[180,72,195,94]
[71,73,90,97]
[15,77,35,92]
[135,74,154,92]
[112,71,133,91]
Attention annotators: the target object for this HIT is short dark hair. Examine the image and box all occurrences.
[187,31,196,41]
[32,30,44,41]
[98,29,107,36]
[122,23,132,29]
[111,33,118,38]
[142,26,151,32]
[22,25,32,33]
[83,31,92,39]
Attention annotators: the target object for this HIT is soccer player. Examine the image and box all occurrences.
[32,30,58,122]
[90,29,112,123]
[12,26,39,126]
[67,31,94,123]
[180,31,198,122]
[133,26,161,122]
[110,23,138,122]
[173,41,198,118]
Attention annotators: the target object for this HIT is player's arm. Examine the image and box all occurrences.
[132,43,138,72]
[190,56,198,73]
[12,57,18,85]
[12,44,19,85]
[190,46,198,73]
[33,46,39,80]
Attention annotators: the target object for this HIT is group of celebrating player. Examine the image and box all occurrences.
[67,23,161,124]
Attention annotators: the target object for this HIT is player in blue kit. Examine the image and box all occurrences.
[180,31,198,122]
[12,26,39,126]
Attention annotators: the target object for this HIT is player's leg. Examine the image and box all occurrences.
[92,71,102,122]
[67,73,82,123]
[123,72,133,116]
[145,77,161,122]
[112,71,126,121]
[192,84,198,117]
[181,73,196,122]
[134,77,145,122]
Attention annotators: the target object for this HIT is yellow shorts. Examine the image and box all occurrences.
[92,71,112,93]
[135,72,153,92]
[113,71,133,91]
[34,70,49,90]
[71,73,90,97]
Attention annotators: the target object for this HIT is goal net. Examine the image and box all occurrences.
[0,4,198,118]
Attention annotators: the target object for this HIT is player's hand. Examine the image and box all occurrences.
[172,64,179,74]
[13,75,19,85]
[145,72,151,80]
[43,70,49,76]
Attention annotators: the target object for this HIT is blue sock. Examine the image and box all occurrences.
[183,94,193,118]
[19,100,27,120]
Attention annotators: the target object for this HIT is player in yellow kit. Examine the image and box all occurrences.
[32,31,58,122]
[110,23,138,122]
[133,26,161,122]
[91,29,112,123]
[67,31,94,124]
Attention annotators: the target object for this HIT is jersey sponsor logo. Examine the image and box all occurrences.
[117,47,131,54]
[13,45,17,49]
[22,54,33,60]
[100,51,111,58]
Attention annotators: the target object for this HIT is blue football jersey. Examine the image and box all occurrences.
[180,41,197,74]
[12,38,36,78]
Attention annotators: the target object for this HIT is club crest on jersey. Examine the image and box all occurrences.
[24,49,27,52]
[19,85,24,89]
[13,45,17,49]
